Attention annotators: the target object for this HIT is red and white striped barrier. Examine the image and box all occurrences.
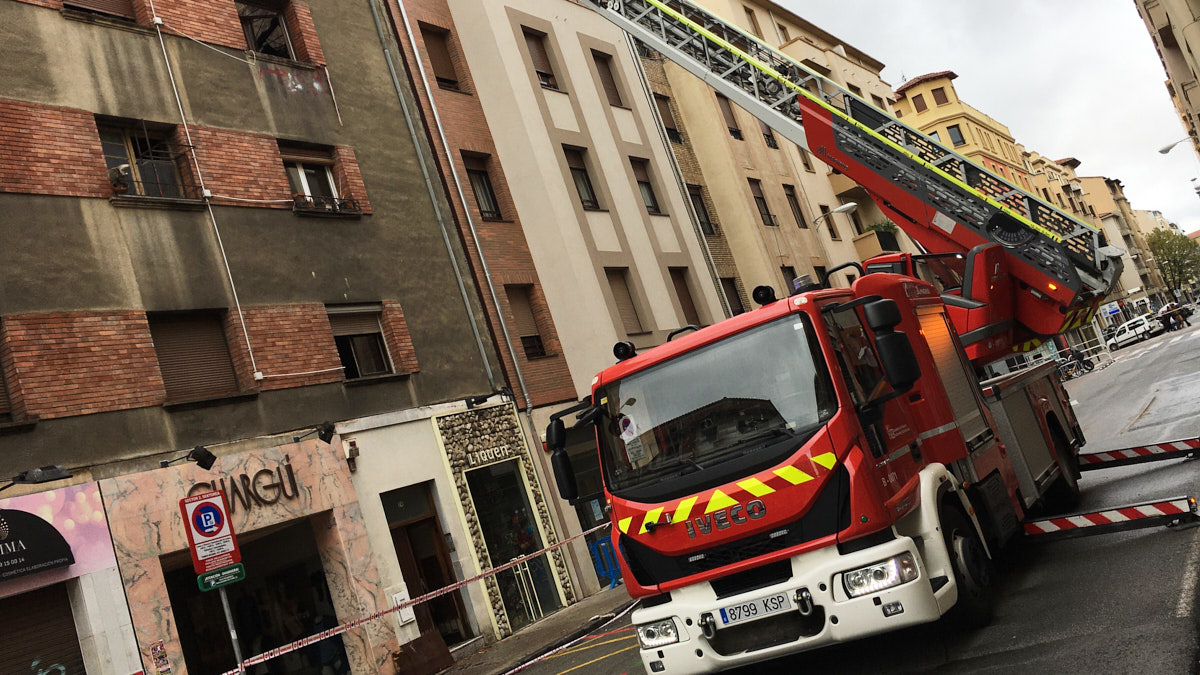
[1078,437,1200,471]
[218,521,613,675]
[1024,496,1198,538]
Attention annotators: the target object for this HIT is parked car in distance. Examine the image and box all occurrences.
[1107,315,1165,351]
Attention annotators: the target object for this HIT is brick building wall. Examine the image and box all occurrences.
[0,99,109,198]
[388,0,577,408]
[183,126,293,205]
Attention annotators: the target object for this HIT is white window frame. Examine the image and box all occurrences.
[285,161,339,199]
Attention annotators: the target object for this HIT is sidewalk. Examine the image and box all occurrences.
[444,585,636,675]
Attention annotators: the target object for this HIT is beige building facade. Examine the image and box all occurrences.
[1134,0,1200,158]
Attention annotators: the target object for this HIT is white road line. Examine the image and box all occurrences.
[1175,526,1200,618]
[1170,335,1185,345]
[1070,400,1080,406]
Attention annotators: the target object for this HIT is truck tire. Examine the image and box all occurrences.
[1044,425,1081,512]
[941,505,994,628]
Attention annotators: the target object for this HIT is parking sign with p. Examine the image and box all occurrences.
[180,490,241,576]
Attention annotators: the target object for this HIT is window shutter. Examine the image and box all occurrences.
[716,94,740,130]
[592,51,623,106]
[523,30,554,76]
[670,268,701,326]
[655,95,677,131]
[631,159,651,183]
[606,268,643,334]
[0,584,87,674]
[564,148,585,170]
[0,372,10,418]
[150,313,239,402]
[329,312,383,336]
[506,286,539,338]
[278,144,334,165]
[63,0,135,19]
[421,26,458,86]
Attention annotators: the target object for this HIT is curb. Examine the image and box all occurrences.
[492,604,635,675]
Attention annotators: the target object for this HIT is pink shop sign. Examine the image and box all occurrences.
[0,482,117,599]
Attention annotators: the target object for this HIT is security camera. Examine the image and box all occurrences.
[108,164,131,184]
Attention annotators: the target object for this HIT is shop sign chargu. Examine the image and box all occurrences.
[188,456,300,514]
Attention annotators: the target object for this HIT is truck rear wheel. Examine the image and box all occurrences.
[941,506,994,628]
[1044,425,1081,512]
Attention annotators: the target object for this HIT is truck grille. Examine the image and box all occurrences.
[708,606,826,656]
[620,466,850,586]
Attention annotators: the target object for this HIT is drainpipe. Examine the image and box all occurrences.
[366,0,498,390]
[392,0,537,418]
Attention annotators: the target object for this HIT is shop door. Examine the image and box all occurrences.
[390,523,456,674]
[465,459,563,632]
[0,583,86,675]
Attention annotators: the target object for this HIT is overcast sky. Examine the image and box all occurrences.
[777,0,1200,235]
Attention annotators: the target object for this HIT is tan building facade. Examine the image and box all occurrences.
[1080,176,1168,311]
[1134,0,1200,159]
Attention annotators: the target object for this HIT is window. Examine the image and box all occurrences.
[777,23,790,42]
[592,50,623,106]
[783,184,807,228]
[744,6,763,37]
[716,94,743,140]
[720,278,746,315]
[606,268,644,334]
[946,125,965,147]
[748,179,774,226]
[912,93,927,113]
[895,109,903,118]
[564,147,599,209]
[148,312,240,402]
[655,95,682,143]
[800,150,814,172]
[421,24,459,90]
[813,265,828,285]
[781,265,797,291]
[932,87,949,105]
[63,0,134,20]
[506,286,546,358]
[848,84,863,97]
[688,184,715,235]
[929,130,941,143]
[759,119,778,148]
[631,158,661,215]
[871,94,885,109]
[98,122,192,199]
[523,29,558,89]
[280,144,355,213]
[328,306,392,380]
[463,154,501,220]
[819,204,840,240]
[237,1,294,60]
[670,268,701,326]
[847,204,866,236]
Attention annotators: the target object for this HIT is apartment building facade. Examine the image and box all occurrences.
[1080,175,1169,312]
[0,0,574,672]
[1134,0,1200,158]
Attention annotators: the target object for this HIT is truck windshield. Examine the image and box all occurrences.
[596,314,837,502]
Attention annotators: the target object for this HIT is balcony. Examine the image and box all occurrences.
[828,171,861,198]
[292,195,362,218]
[852,229,901,262]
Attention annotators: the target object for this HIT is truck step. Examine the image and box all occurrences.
[1078,437,1200,471]
[1024,495,1199,540]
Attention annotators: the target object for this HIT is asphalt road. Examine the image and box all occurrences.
[522,324,1200,675]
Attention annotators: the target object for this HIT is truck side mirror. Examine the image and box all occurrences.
[864,298,902,331]
[546,419,578,502]
[875,331,920,391]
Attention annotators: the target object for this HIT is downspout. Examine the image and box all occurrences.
[393,0,537,417]
[366,0,498,389]
[624,36,731,318]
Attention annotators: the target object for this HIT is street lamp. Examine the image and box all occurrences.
[1158,137,1192,154]
[814,202,857,230]
[0,465,72,494]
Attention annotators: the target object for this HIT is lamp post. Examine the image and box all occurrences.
[0,465,72,494]
[1158,137,1193,154]
[813,201,857,230]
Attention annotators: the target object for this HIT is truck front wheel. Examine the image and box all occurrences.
[941,506,994,628]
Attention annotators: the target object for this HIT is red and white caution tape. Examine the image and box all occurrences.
[1024,496,1196,536]
[1079,437,1200,469]
[218,521,613,675]
[500,599,639,675]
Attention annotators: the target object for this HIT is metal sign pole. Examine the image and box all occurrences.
[218,585,245,674]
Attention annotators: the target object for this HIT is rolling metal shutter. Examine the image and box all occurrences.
[592,51,623,106]
[328,312,383,337]
[0,583,86,674]
[917,310,987,445]
[523,30,554,77]
[670,269,700,326]
[505,286,539,339]
[63,0,135,19]
[150,313,240,402]
[606,269,643,334]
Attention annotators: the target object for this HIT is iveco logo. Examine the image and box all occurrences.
[684,500,766,538]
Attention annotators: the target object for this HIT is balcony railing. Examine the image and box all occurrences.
[293,195,362,217]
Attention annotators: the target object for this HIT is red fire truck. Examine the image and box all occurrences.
[543,1,1146,673]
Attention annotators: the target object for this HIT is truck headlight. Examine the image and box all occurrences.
[842,552,920,598]
[636,618,680,649]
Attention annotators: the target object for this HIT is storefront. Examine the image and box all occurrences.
[0,482,140,675]
[102,437,398,675]
[340,397,576,663]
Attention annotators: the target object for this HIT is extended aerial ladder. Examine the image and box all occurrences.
[585,0,1124,361]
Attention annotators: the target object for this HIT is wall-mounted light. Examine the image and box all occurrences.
[160,446,216,470]
[293,421,336,444]
[0,465,72,494]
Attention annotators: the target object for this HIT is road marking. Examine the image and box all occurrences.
[1175,526,1200,618]
[1170,335,1185,345]
[548,634,637,659]
[1070,400,1079,406]
[555,644,639,675]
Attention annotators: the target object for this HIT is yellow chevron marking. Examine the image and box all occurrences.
[618,517,632,534]
[672,496,698,524]
[638,508,664,535]
[773,465,814,485]
[737,478,775,497]
[812,452,837,470]
[705,490,738,514]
